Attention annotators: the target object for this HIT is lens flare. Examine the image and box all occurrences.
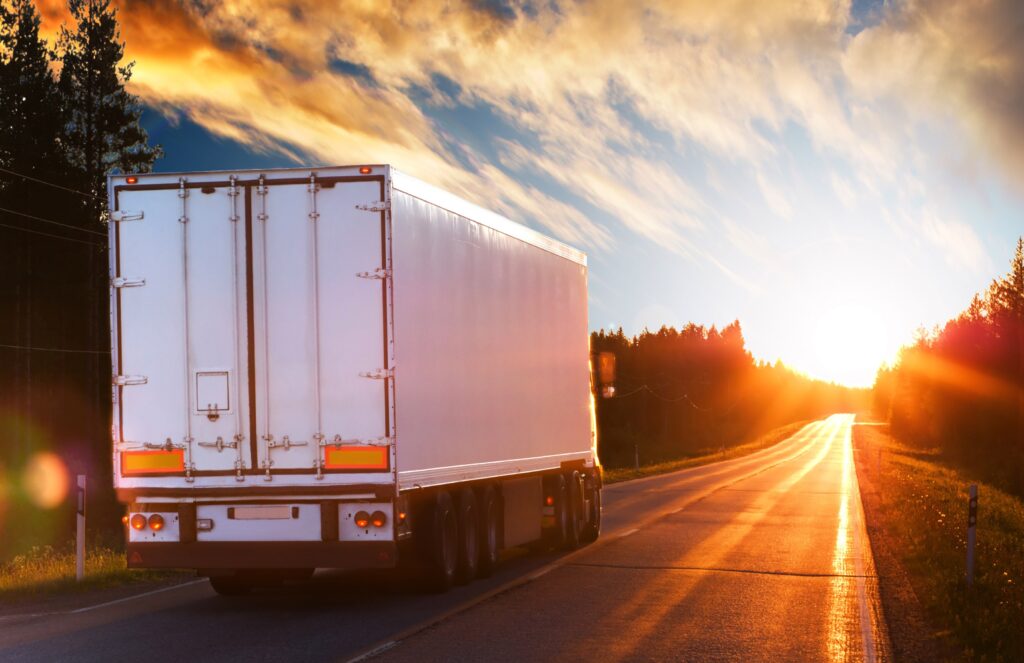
[22,452,70,509]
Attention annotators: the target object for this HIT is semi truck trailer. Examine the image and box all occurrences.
[107,164,602,594]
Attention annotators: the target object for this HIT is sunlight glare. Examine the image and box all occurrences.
[798,302,896,387]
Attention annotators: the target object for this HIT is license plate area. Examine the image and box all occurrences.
[228,505,296,520]
[196,504,320,541]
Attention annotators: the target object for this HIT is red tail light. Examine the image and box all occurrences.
[354,511,370,528]
[130,514,147,530]
[148,514,165,531]
[545,496,554,506]
[371,511,387,528]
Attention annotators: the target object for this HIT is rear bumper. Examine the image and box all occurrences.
[126,541,397,570]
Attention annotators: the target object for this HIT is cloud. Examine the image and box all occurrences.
[918,208,991,272]
[756,170,794,220]
[33,0,1018,291]
[845,0,1024,190]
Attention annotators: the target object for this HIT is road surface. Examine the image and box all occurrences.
[0,414,886,662]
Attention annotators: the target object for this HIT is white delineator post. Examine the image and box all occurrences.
[76,474,86,581]
[966,484,978,588]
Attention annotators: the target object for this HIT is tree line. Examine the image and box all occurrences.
[874,238,1024,498]
[0,0,159,556]
[592,322,868,468]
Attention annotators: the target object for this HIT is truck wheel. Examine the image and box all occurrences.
[455,487,479,584]
[544,474,569,549]
[420,491,458,592]
[564,471,583,550]
[209,575,252,596]
[581,484,602,543]
[478,485,500,577]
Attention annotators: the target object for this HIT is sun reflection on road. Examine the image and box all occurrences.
[826,420,878,662]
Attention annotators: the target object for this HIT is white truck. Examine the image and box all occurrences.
[107,164,601,593]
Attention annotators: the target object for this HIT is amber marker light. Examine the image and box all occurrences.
[130,514,147,530]
[121,515,129,525]
[371,511,387,528]
[545,496,555,506]
[126,176,138,184]
[354,511,370,528]
[359,166,372,174]
[148,514,165,531]
[397,511,407,523]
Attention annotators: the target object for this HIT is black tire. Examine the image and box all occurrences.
[455,487,479,584]
[478,485,500,577]
[209,575,251,596]
[544,474,569,549]
[581,482,602,543]
[419,491,458,592]
[564,471,583,550]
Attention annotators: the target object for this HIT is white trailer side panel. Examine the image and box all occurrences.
[390,174,593,490]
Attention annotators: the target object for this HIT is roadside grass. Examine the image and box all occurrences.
[0,540,187,602]
[853,423,1024,661]
[602,420,810,484]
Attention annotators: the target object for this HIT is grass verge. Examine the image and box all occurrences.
[602,420,811,484]
[853,423,1024,661]
[0,541,187,603]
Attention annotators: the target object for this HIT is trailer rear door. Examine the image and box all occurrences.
[112,174,390,482]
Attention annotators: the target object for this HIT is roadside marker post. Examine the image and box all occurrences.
[966,484,978,589]
[76,474,86,582]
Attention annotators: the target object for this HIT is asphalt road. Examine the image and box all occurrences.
[0,414,886,662]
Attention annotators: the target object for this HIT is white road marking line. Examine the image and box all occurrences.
[618,528,638,538]
[528,567,554,581]
[67,579,207,614]
[0,612,58,622]
[347,641,398,662]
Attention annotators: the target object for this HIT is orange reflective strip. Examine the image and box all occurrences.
[121,450,185,474]
[323,445,388,470]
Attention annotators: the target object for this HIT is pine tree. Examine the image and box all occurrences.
[0,0,64,188]
[0,0,69,465]
[57,0,160,220]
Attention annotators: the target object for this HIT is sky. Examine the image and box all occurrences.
[39,0,1024,387]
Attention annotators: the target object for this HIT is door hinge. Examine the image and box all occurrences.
[359,368,394,380]
[109,210,144,222]
[356,267,391,280]
[111,276,146,289]
[355,200,389,213]
[113,375,148,386]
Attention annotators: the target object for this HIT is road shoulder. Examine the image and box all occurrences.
[852,422,954,662]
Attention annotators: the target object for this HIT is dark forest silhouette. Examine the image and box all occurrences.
[874,238,1024,498]
[1,0,159,556]
[592,323,867,468]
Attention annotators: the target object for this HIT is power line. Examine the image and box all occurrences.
[0,166,104,201]
[0,220,102,246]
[0,205,106,237]
[610,384,702,408]
[0,342,109,355]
